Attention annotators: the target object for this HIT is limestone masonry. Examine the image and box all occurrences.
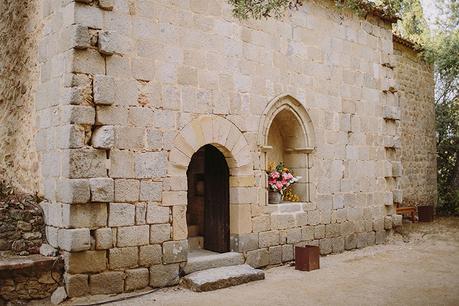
[0,0,436,298]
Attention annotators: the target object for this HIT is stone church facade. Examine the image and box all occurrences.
[0,0,436,298]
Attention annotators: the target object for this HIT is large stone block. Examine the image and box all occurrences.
[150,264,180,288]
[345,233,357,250]
[136,202,147,225]
[57,125,86,149]
[109,203,135,227]
[319,238,332,255]
[117,225,150,247]
[269,245,283,265]
[46,226,59,248]
[114,126,144,149]
[229,187,257,204]
[56,179,90,204]
[373,218,385,232]
[162,191,187,206]
[270,213,295,230]
[139,244,162,266]
[282,244,294,262]
[308,210,321,225]
[392,162,403,177]
[150,224,171,244]
[89,271,124,295]
[384,216,393,229]
[356,232,367,249]
[60,105,95,125]
[67,24,90,49]
[92,125,115,149]
[163,240,188,263]
[252,215,271,233]
[64,250,106,274]
[114,179,140,202]
[325,223,341,238]
[392,214,403,227]
[301,226,314,241]
[140,181,162,201]
[135,152,167,178]
[163,176,187,191]
[109,247,139,269]
[94,75,115,105]
[110,149,135,178]
[376,230,386,244]
[286,228,302,244]
[393,189,403,203]
[230,204,252,234]
[294,212,308,227]
[94,228,113,249]
[332,237,345,253]
[125,268,149,291]
[90,178,114,202]
[58,228,91,252]
[259,230,280,248]
[245,248,269,268]
[62,203,107,229]
[173,206,187,240]
[230,233,258,253]
[96,105,129,126]
[64,273,89,298]
[314,224,325,239]
[146,204,170,224]
[62,148,107,178]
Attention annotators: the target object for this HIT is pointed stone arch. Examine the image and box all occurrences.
[258,94,316,203]
[258,94,316,149]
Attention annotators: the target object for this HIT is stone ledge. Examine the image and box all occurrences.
[0,254,63,274]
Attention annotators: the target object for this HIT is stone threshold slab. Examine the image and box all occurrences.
[184,250,244,274]
[181,264,265,292]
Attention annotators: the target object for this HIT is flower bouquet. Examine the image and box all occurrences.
[267,162,301,204]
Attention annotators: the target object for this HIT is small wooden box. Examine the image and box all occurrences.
[295,245,320,271]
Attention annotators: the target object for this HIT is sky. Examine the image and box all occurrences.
[420,0,439,27]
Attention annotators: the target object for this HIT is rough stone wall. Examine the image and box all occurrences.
[0,256,63,302]
[394,41,437,207]
[0,0,42,194]
[0,187,45,256]
[37,0,408,298]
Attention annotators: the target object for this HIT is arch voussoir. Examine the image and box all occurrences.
[169,115,253,176]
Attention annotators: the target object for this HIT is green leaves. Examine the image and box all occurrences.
[228,0,302,20]
[228,0,403,20]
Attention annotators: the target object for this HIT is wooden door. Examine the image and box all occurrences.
[203,145,230,253]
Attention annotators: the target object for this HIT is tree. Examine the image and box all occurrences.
[228,0,403,20]
[425,0,459,215]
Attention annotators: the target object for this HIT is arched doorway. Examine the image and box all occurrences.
[186,144,230,253]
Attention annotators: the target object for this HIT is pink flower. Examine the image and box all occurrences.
[275,181,283,190]
[270,172,280,179]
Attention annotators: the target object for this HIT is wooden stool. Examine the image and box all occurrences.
[395,204,416,222]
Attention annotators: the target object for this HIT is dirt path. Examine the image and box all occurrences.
[80,218,459,306]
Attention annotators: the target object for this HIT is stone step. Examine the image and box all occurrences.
[181,264,265,292]
[184,251,244,274]
[188,236,204,250]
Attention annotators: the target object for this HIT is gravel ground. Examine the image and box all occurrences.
[67,217,459,306]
